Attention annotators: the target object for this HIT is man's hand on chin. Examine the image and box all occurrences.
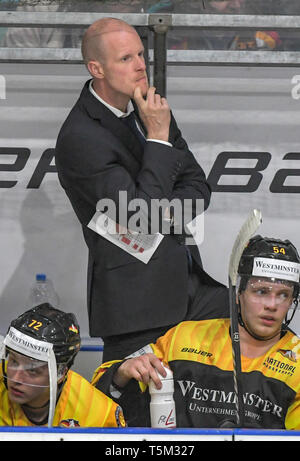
[133,86,170,142]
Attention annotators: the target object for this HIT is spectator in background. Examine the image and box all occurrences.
[167,0,283,51]
[207,0,245,13]
[1,0,67,48]
[273,0,300,51]
[0,0,19,45]
[146,0,173,13]
[70,0,298,52]
[65,0,147,48]
[0,0,287,51]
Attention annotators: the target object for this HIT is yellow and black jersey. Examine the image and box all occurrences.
[92,319,300,429]
[0,367,126,428]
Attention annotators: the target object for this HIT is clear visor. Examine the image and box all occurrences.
[241,277,296,308]
[6,350,49,388]
[5,349,66,388]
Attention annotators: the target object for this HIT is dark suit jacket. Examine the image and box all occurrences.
[55,80,221,337]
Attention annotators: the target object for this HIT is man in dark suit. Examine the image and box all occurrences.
[55,18,229,362]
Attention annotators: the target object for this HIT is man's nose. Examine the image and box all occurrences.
[135,55,146,70]
[10,367,26,382]
[264,294,278,309]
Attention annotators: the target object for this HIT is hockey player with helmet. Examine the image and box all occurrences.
[92,235,300,429]
[0,303,126,428]
[237,235,300,340]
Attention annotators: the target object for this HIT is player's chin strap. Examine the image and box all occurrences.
[0,336,5,374]
[47,348,57,428]
[282,298,299,334]
[0,336,5,359]
[0,336,7,387]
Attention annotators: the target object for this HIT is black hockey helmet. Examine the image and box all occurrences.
[239,235,300,276]
[237,235,300,336]
[9,303,81,368]
[238,235,300,298]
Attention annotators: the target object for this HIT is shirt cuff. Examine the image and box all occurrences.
[109,383,123,399]
[147,139,173,147]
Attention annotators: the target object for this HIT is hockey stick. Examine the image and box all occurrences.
[227,209,262,427]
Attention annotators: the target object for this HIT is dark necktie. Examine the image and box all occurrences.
[122,112,147,147]
[186,246,193,273]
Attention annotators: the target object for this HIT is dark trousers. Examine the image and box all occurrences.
[101,271,229,363]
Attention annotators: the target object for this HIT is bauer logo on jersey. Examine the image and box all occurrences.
[252,257,300,283]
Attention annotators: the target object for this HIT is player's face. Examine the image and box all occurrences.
[239,278,294,340]
[98,29,148,110]
[6,351,50,407]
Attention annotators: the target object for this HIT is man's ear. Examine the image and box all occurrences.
[87,60,105,79]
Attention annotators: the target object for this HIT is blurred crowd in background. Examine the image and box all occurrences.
[0,0,299,52]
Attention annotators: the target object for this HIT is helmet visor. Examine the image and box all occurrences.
[244,278,295,308]
[6,349,50,388]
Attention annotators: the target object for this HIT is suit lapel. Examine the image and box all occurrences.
[80,81,144,165]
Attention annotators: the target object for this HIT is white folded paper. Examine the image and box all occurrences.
[88,211,164,264]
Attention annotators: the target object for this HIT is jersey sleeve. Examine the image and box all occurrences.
[90,326,178,403]
[91,360,123,389]
[102,400,127,428]
[151,324,181,364]
[285,391,300,430]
